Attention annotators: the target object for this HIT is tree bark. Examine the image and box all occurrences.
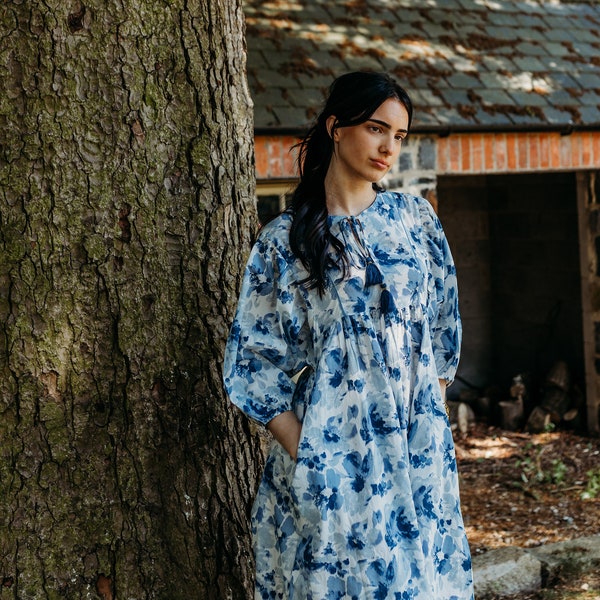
[0,1,261,597]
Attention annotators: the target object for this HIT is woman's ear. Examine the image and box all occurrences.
[326,115,339,141]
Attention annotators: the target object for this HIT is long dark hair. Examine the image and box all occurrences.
[289,71,413,294]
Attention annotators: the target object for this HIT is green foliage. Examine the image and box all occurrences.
[514,443,568,492]
[549,458,568,485]
[581,468,600,500]
[516,444,546,486]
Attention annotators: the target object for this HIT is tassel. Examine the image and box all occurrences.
[365,261,383,286]
[380,288,396,314]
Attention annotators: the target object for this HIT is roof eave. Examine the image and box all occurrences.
[255,122,600,137]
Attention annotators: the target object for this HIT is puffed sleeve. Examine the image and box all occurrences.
[222,230,311,425]
[418,197,462,383]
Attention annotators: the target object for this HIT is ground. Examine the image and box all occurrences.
[456,422,600,599]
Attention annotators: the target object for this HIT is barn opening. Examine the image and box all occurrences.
[438,172,585,426]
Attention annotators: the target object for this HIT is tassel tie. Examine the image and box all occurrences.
[345,217,396,315]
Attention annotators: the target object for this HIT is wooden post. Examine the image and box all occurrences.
[576,171,600,434]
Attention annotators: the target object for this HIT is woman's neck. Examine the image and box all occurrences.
[324,171,377,216]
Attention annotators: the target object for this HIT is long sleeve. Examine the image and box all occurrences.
[418,198,462,383]
[222,230,311,425]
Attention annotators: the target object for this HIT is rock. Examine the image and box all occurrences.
[472,535,600,598]
[528,535,600,578]
[473,546,542,598]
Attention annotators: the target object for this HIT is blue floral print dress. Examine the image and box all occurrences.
[223,191,474,600]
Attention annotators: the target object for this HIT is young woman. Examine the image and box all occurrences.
[223,71,474,599]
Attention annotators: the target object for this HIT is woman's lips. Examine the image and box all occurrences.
[371,159,390,169]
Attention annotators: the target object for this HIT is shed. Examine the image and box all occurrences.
[244,0,600,433]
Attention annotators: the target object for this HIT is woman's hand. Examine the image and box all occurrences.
[267,410,302,461]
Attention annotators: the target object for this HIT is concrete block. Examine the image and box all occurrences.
[473,546,542,598]
[528,536,600,580]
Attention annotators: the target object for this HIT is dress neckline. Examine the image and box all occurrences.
[327,190,383,222]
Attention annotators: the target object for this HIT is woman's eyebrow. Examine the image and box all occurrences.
[367,118,408,134]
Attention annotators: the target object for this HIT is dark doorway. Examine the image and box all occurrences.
[438,173,584,412]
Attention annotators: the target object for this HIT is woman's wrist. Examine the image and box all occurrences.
[267,410,302,460]
[438,378,447,400]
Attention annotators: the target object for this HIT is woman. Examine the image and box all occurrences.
[223,71,474,599]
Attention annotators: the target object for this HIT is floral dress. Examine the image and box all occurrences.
[223,191,474,600]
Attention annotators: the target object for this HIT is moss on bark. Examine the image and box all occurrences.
[0,0,260,597]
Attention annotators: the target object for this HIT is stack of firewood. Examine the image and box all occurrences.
[525,360,581,432]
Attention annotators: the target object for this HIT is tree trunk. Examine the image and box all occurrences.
[0,1,261,598]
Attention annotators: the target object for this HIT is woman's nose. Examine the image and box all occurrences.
[379,139,392,155]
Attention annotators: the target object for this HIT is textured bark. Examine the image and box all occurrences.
[0,1,261,598]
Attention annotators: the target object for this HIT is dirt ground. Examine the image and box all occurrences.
[455,422,600,599]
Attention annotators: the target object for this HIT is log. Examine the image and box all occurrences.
[526,406,552,432]
[542,386,571,423]
[545,360,570,391]
[499,400,523,431]
[457,402,473,434]
[563,408,579,421]
[447,401,475,434]
[539,361,572,422]
[562,408,582,430]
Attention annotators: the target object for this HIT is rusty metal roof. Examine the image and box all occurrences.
[244,0,600,133]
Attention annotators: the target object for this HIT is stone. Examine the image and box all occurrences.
[529,535,600,576]
[473,547,542,598]
[417,138,436,171]
[472,536,600,598]
[399,153,412,171]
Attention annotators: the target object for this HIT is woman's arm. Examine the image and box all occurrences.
[267,410,302,461]
[439,378,447,400]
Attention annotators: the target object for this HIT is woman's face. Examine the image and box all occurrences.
[328,98,410,184]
